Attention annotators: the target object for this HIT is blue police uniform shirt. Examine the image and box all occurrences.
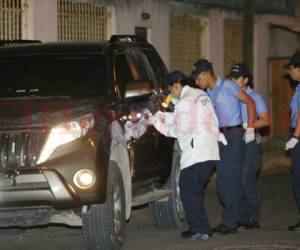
[290,83,300,129]
[207,78,242,128]
[241,86,268,123]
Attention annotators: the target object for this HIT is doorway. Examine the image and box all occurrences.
[268,58,293,138]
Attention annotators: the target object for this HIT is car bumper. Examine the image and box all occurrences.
[0,171,79,208]
[0,137,108,209]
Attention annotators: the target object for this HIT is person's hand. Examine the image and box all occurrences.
[285,137,299,150]
[143,110,152,120]
[147,114,155,125]
[218,133,228,146]
[242,122,248,130]
[147,111,165,125]
[244,128,255,144]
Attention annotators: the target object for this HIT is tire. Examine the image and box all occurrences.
[149,141,186,229]
[82,164,126,250]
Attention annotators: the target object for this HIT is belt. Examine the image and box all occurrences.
[219,124,242,133]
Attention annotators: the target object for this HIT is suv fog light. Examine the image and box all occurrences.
[73,169,96,190]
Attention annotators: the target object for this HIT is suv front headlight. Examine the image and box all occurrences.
[37,113,95,165]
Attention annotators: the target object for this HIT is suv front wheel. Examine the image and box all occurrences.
[82,163,126,250]
[149,142,186,229]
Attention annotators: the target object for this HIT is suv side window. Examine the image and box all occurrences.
[131,50,158,88]
[114,54,134,97]
[143,48,168,86]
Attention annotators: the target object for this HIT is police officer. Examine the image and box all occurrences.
[150,71,221,240]
[192,59,256,234]
[230,63,270,230]
[285,52,300,232]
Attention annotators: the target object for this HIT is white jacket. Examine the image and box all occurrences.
[151,86,220,169]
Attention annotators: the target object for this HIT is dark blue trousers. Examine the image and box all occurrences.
[179,161,215,234]
[239,140,262,221]
[217,128,243,227]
[291,143,300,214]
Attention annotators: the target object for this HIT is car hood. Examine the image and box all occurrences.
[0,98,100,129]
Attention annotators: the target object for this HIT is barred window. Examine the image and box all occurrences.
[0,0,22,40]
[58,0,108,41]
[224,19,244,76]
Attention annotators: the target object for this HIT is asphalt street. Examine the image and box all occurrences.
[0,171,300,250]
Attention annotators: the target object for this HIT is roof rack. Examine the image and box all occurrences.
[109,35,147,43]
[0,40,42,47]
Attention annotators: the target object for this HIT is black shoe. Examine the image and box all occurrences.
[245,220,261,230]
[212,224,237,235]
[237,220,248,228]
[238,220,260,230]
[181,230,212,240]
[288,221,300,231]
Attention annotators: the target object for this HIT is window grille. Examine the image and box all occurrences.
[58,0,108,41]
[0,0,23,40]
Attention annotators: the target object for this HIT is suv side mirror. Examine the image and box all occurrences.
[125,80,154,99]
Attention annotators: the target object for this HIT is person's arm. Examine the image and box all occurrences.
[150,111,177,138]
[255,112,270,129]
[286,111,300,150]
[254,94,270,129]
[237,91,256,128]
[293,112,300,137]
[286,91,300,150]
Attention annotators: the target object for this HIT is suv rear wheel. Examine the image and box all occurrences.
[82,164,126,250]
[149,142,186,229]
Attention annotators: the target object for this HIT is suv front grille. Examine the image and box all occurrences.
[0,130,46,170]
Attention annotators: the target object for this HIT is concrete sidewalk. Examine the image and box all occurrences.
[0,171,299,250]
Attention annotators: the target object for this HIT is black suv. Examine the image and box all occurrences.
[0,36,185,249]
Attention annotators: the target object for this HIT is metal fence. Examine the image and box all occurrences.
[58,0,109,41]
[0,0,23,40]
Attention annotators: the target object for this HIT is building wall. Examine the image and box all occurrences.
[112,0,170,67]
[269,27,300,58]
[254,14,300,98]
[208,9,243,78]
[208,9,224,77]
[23,0,58,41]
[223,19,243,76]
[169,1,209,73]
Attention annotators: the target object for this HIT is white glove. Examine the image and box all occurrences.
[285,137,299,150]
[244,128,255,144]
[147,111,165,126]
[242,122,248,130]
[218,133,228,146]
[147,113,155,125]
[143,111,153,124]
[143,109,152,117]
[171,97,179,105]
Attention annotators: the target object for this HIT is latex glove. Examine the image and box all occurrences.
[285,137,299,150]
[218,133,228,146]
[244,128,255,144]
[143,110,153,124]
[143,109,152,117]
[242,122,248,130]
[147,111,165,125]
[171,97,179,105]
[147,113,155,125]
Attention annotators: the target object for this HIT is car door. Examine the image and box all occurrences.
[127,48,169,179]
[141,47,175,180]
[112,48,159,181]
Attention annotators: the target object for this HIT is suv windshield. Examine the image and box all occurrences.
[0,54,108,98]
